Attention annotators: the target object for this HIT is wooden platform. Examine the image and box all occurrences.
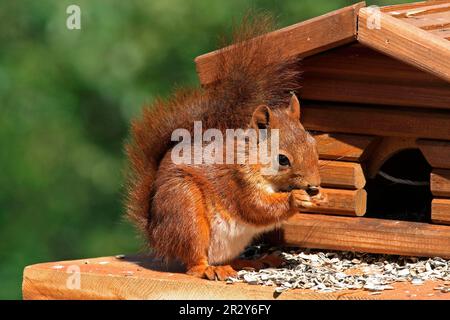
[22,255,450,300]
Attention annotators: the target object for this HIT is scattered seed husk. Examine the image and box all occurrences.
[228,245,450,294]
[243,274,259,285]
[275,286,289,293]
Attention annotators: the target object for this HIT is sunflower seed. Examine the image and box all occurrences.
[397,269,410,276]
[275,286,288,293]
[229,246,450,295]
[243,274,258,285]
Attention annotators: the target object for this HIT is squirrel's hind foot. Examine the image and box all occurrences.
[187,264,237,281]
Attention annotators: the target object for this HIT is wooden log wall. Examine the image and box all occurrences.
[301,132,372,217]
[418,140,450,170]
[282,213,450,259]
[299,188,367,216]
[302,101,450,141]
[319,160,366,189]
[300,40,450,225]
[431,169,450,225]
[432,170,450,197]
[299,40,450,224]
[300,44,450,110]
[313,133,376,162]
[300,42,449,222]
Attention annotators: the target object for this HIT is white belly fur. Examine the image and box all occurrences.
[208,214,278,265]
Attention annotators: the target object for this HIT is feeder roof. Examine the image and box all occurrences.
[195,1,450,85]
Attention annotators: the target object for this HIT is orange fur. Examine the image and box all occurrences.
[125,13,321,280]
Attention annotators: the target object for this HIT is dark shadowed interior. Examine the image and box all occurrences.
[365,149,432,222]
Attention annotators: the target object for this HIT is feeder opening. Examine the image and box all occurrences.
[365,149,432,222]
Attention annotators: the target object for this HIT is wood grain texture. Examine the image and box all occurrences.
[21,256,341,300]
[300,188,367,216]
[418,139,450,169]
[432,198,450,225]
[358,7,450,83]
[394,8,450,30]
[365,137,418,178]
[319,160,366,189]
[431,169,450,197]
[430,28,450,40]
[381,1,450,14]
[302,101,450,140]
[195,2,365,85]
[282,213,450,258]
[301,43,450,109]
[22,255,450,300]
[383,0,450,43]
[312,132,376,162]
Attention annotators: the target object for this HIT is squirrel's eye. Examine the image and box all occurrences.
[278,154,291,167]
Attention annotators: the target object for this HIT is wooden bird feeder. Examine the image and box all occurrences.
[22,0,450,300]
[195,1,450,258]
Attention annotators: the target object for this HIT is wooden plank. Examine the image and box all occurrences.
[432,198,450,224]
[382,0,450,40]
[302,101,450,140]
[299,188,366,217]
[312,132,376,162]
[431,169,450,197]
[301,75,450,110]
[195,2,365,85]
[319,160,366,189]
[395,10,450,30]
[418,139,450,169]
[382,1,450,14]
[430,28,450,40]
[301,44,450,110]
[282,213,450,258]
[21,256,348,300]
[358,8,450,83]
[22,255,450,300]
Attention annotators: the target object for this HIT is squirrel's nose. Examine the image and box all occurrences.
[306,185,320,197]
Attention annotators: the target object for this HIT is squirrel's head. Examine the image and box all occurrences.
[250,94,321,196]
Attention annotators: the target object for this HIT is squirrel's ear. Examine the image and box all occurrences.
[251,105,272,130]
[289,93,301,120]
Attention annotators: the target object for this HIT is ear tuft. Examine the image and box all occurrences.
[251,105,272,130]
[289,93,301,120]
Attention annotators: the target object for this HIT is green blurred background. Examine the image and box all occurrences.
[0,0,412,299]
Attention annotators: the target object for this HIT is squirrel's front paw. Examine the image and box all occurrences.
[291,190,317,209]
[187,264,237,281]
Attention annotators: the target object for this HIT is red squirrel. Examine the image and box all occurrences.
[125,15,321,280]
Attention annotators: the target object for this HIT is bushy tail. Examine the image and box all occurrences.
[204,12,302,130]
[125,12,301,234]
[125,89,209,232]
